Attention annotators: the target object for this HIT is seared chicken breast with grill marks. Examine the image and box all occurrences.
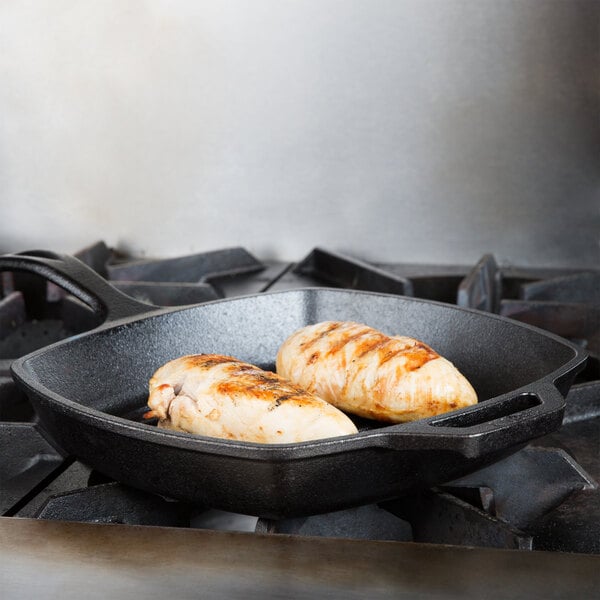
[276,321,477,422]
[145,354,358,443]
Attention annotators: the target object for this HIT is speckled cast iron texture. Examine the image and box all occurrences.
[1,252,588,518]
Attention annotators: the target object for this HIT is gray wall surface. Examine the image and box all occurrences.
[1,1,598,267]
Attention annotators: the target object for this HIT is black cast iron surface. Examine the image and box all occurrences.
[0,251,586,518]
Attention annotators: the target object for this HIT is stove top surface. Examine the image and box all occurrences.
[2,517,599,600]
[1,243,599,596]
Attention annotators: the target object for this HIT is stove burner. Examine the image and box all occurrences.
[36,482,191,527]
[111,281,219,306]
[457,253,501,313]
[443,447,596,530]
[22,443,598,553]
[1,244,599,555]
[0,278,101,376]
[105,246,264,284]
[0,242,289,373]
[520,272,600,304]
[60,241,291,300]
[0,375,34,423]
[0,421,65,516]
[256,447,598,553]
[0,292,26,337]
[256,504,413,542]
[290,247,413,296]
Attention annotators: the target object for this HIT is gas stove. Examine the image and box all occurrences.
[1,243,599,597]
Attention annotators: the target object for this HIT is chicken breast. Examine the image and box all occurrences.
[276,321,477,422]
[145,354,358,443]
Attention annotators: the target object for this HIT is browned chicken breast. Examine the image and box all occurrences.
[145,354,358,443]
[276,321,477,422]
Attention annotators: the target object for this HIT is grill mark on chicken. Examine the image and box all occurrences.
[268,395,296,411]
[184,356,321,403]
[400,342,439,371]
[307,351,320,365]
[214,364,322,408]
[354,336,389,358]
[325,330,371,356]
[185,354,238,369]
[376,347,406,366]
[321,327,439,372]
[299,322,343,350]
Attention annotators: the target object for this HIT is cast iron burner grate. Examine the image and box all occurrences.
[0,244,599,555]
[6,439,599,553]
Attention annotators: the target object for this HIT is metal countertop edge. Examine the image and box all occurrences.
[0,517,599,600]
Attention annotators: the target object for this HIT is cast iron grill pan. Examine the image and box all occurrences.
[1,252,587,518]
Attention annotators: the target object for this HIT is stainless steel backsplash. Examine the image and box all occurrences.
[0,1,598,267]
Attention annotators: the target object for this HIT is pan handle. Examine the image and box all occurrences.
[0,250,159,324]
[383,381,566,458]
